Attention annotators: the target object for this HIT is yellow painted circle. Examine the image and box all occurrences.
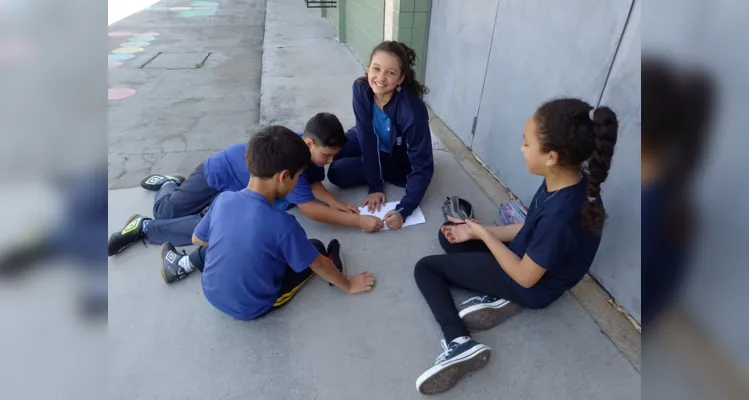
[112,46,144,54]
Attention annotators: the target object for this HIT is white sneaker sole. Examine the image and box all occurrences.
[415,344,491,395]
[459,299,522,331]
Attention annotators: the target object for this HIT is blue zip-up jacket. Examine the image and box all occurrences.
[352,78,434,220]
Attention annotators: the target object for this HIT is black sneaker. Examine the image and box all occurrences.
[459,295,523,331]
[415,339,491,395]
[326,239,344,286]
[107,214,151,256]
[140,174,185,191]
[160,243,190,284]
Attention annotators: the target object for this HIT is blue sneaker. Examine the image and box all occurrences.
[459,295,523,331]
[415,339,491,395]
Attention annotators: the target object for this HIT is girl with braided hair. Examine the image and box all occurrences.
[413,99,619,394]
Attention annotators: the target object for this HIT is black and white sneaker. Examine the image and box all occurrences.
[107,214,151,256]
[140,174,185,191]
[160,243,190,284]
[459,295,522,331]
[415,339,491,395]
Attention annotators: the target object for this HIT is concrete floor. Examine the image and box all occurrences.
[108,0,640,398]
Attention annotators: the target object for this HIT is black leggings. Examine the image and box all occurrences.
[414,227,525,342]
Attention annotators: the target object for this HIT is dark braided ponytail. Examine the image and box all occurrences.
[586,107,619,232]
[535,99,619,233]
[365,41,429,98]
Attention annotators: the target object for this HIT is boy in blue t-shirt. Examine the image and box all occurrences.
[107,113,386,257]
[160,126,375,318]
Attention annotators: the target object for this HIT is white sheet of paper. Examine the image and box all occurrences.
[358,201,426,230]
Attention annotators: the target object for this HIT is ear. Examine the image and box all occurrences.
[397,74,406,86]
[278,169,292,183]
[546,151,560,167]
[303,137,315,148]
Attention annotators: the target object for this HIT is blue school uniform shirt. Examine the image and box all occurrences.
[194,189,320,320]
[506,175,603,308]
[372,103,392,153]
[202,136,325,205]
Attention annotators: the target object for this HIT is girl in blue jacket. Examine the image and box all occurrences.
[327,41,434,231]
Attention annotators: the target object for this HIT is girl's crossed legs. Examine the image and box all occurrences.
[412,227,524,395]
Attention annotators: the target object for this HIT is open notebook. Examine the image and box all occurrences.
[358,201,426,230]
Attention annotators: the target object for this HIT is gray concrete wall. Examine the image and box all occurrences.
[593,0,641,322]
[423,0,641,321]
[423,0,498,146]
[471,0,633,203]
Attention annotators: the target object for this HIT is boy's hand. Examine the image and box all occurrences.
[331,200,360,214]
[363,192,386,212]
[358,215,384,232]
[346,271,375,294]
[384,210,404,230]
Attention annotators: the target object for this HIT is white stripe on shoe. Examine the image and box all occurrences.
[458,298,509,318]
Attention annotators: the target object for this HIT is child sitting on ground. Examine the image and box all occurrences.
[327,41,434,230]
[413,99,619,394]
[107,112,386,258]
[160,126,376,319]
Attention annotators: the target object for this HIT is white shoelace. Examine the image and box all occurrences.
[435,339,452,364]
[461,295,496,306]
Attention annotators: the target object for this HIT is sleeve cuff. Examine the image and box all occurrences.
[368,184,384,194]
[396,203,414,220]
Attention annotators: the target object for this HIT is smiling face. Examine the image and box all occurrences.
[367,51,405,96]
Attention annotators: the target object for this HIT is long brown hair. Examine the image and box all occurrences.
[363,41,429,99]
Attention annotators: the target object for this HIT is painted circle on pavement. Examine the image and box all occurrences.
[108,88,137,100]
[109,53,135,61]
[108,31,133,37]
[121,42,150,47]
[112,46,144,54]
[108,61,123,68]
[170,7,192,11]
[138,32,160,36]
[193,6,217,10]
[130,36,156,42]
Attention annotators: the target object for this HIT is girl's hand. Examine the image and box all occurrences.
[384,210,404,230]
[442,216,485,242]
[363,192,386,213]
[464,219,488,239]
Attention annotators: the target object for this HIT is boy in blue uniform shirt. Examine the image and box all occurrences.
[160,126,376,318]
[108,113,385,258]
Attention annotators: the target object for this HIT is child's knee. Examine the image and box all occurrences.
[413,255,439,283]
[326,163,345,187]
